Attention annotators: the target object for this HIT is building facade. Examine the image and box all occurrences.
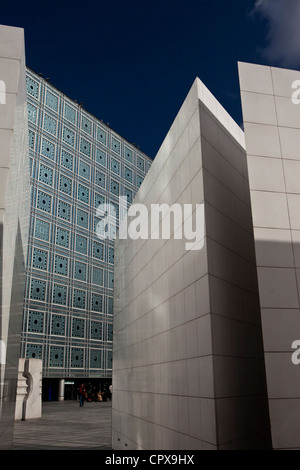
[22,68,152,399]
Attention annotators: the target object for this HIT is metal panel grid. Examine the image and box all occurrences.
[23,68,153,379]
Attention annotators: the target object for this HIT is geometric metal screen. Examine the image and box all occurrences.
[22,68,152,379]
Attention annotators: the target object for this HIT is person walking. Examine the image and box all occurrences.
[78,383,86,407]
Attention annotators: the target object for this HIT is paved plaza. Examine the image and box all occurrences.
[12,400,112,450]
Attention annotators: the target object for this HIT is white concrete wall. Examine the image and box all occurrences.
[112,77,271,450]
[239,62,300,450]
[0,24,30,449]
[200,91,271,450]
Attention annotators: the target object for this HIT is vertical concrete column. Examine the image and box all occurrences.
[58,379,65,401]
[0,24,30,447]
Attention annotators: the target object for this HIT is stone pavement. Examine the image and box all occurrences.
[12,400,112,450]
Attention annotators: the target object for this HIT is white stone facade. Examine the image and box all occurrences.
[112,77,271,450]
[239,62,300,450]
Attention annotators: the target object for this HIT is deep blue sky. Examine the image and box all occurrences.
[1,0,276,158]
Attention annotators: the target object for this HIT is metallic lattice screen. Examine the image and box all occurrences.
[22,68,152,378]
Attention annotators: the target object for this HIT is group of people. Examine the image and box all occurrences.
[78,383,112,407]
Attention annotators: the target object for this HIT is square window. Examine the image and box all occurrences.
[74,261,86,281]
[110,179,119,196]
[77,183,89,204]
[32,248,48,270]
[125,167,132,183]
[110,200,119,219]
[79,160,90,180]
[39,164,53,186]
[73,289,86,309]
[96,148,106,166]
[45,90,59,111]
[75,234,87,254]
[92,267,103,285]
[91,293,103,312]
[125,147,133,163]
[58,200,71,221]
[95,170,105,189]
[26,76,39,98]
[61,149,73,170]
[51,315,66,336]
[124,187,133,204]
[30,279,46,301]
[96,127,106,145]
[43,114,57,136]
[59,174,72,195]
[94,192,105,208]
[54,255,68,276]
[90,349,102,368]
[64,103,76,123]
[28,310,44,333]
[80,138,91,156]
[91,321,102,341]
[37,191,52,213]
[41,138,55,160]
[62,126,75,147]
[26,344,42,360]
[137,155,145,172]
[27,103,37,123]
[56,227,69,248]
[77,209,89,229]
[35,219,50,241]
[137,175,144,187]
[71,348,84,368]
[110,157,120,175]
[111,136,121,154]
[93,241,104,260]
[72,318,85,338]
[49,346,64,366]
[53,284,67,305]
[81,115,92,135]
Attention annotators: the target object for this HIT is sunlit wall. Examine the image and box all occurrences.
[112,77,271,450]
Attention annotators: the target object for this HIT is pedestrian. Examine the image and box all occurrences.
[109,384,112,400]
[78,383,86,407]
